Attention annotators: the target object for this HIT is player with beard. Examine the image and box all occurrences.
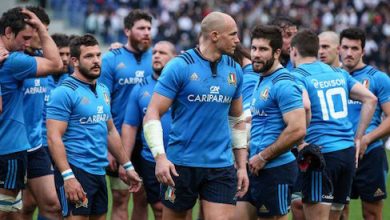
[340,28,390,220]
[270,17,298,71]
[244,25,306,220]
[100,9,153,220]
[46,34,142,219]
[0,7,63,219]
[121,41,181,220]
[290,30,377,220]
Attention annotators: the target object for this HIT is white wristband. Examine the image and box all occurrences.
[123,161,134,171]
[143,120,165,158]
[258,152,268,163]
[61,169,75,181]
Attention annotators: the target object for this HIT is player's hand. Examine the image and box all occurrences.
[109,42,123,50]
[124,169,143,192]
[107,152,117,172]
[249,153,267,176]
[64,178,86,204]
[356,135,369,163]
[0,47,9,63]
[21,8,46,31]
[155,154,179,186]
[235,167,249,198]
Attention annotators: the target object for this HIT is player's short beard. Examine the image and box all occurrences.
[130,34,151,53]
[258,57,275,73]
[79,64,101,80]
[153,66,163,76]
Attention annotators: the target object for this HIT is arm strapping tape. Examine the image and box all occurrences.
[143,120,165,157]
[229,114,248,149]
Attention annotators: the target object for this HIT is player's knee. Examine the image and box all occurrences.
[0,192,22,212]
[152,202,163,219]
[40,197,61,213]
[112,190,130,204]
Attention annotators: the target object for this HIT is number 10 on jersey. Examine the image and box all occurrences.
[317,87,348,120]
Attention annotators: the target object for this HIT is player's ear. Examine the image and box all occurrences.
[71,57,79,67]
[274,48,282,60]
[4,27,14,39]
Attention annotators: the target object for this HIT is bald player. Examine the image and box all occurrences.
[143,12,249,220]
[318,31,341,67]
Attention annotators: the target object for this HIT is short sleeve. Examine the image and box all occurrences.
[99,52,115,93]
[8,52,37,80]
[343,71,358,92]
[154,58,185,99]
[374,72,390,105]
[290,70,308,91]
[123,85,142,126]
[46,87,73,122]
[233,66,244,100]
[274,80,303,114]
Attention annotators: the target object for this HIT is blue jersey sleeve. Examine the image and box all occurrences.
[8,52,37,80]
[343,71,358,92]
[233,66,244,100]
[46,87,73,122]
[374,72,390,105]
[274,81,303,114]
[290,71,308,91]
[123,85,142,126]
[154,58,185,99]
[100,52,115,93]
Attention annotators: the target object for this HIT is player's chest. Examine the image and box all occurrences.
[114,64,153,86]
[73,90,111,124]
[23,78,48,95]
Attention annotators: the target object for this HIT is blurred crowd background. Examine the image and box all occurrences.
[12,0,390,74]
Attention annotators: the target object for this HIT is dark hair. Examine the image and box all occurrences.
[0,7,29,36]
[26,6,50,25]
[70,34,99,58]
[51,33,70,48]
[340,27,366,49]
[124,9,152,29]
[270,16,297,29]
[230,44,250,66]
[291,29,319,57]
[251,25,283,52]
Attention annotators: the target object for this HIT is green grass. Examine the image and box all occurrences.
[34,150,390,219]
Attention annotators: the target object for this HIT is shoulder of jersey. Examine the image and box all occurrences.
[138,76,151,87]
[272,71,295,85]
[224,55,238,68]
[108,47,124,56]
[60,78,79,91]
[365,66,382,76]
[177,51,196,64]
[98,82,109,90]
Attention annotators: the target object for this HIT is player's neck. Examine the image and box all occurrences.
[345,61,365,73]
[72,71,96,85]
[296,57,317,67]
[198,42,221,62]
[332,59,341,68]
[263,62,283,76]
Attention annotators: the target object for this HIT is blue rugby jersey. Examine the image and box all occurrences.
[123,75,172,162]
[154,48,243,168]
[23,77,48,150]
[41,73,69,147]
[291,61,357,153]
[100,47,153,132]
[347,65,390,153]
[242,64,258,111]
[250,68,303,168]
[0,52,37,155]
[46,76,112,175]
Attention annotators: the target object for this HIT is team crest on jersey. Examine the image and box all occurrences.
[260,88,269,100]
[103,92,110,104]
[190,72,199,81]
[228,73,237,86]
[165,186,176,203]
[362,79,370,88]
